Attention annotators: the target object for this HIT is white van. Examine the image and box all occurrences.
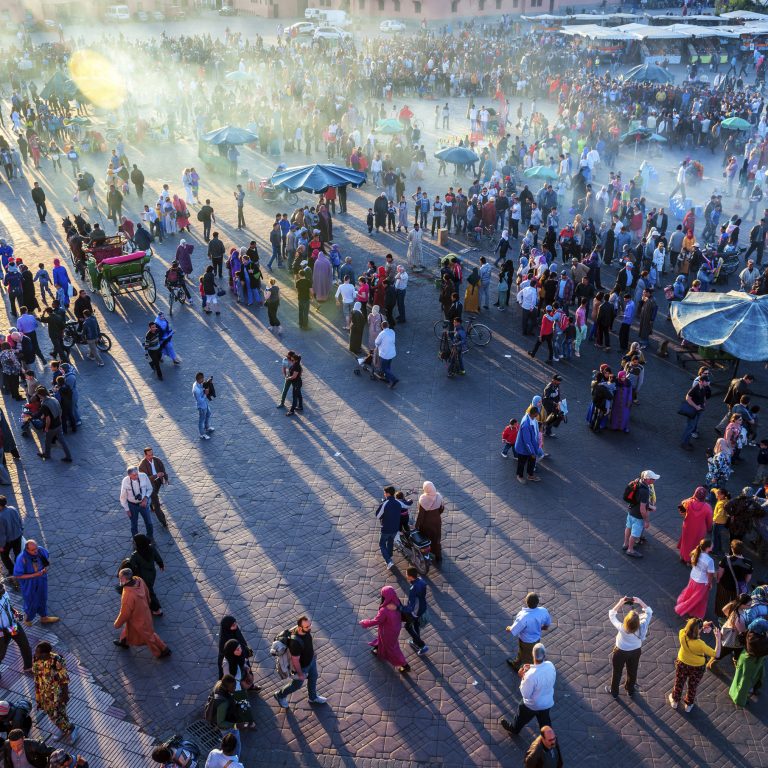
[319,10,351,27]
[105,5,131,22]
[305,8,322,20]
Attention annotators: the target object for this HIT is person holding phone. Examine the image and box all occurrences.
[605,596,652,698]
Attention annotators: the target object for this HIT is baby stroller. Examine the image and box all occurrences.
[352,350,385,381]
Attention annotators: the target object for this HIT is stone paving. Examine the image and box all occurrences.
[0,59,766,767]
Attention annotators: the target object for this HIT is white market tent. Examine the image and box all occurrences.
[720,10,768,21]
[558,24,638,40]
[559,21,764,41]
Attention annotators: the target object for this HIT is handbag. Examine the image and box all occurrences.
[677,400,698,418]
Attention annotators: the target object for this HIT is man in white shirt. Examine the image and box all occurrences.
[499,643,556,736]
[394,266,408,323]
[374,321,399,389]
[119,467,154,540]
[517,278,539,336]
[334,276,357,330]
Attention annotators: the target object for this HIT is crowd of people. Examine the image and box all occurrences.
[2,7,768,767]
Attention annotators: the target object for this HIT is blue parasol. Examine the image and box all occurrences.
[201,125,259,145]
[434,147,480,165]
[270,163,367,193]
[670,291,768,361]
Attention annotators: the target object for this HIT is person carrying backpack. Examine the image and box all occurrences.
[622,470,659,559]
[272,615,328,709]
[204,674,253,758]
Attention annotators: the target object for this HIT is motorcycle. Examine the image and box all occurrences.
[258,179,298,206]
[62,321,113,353]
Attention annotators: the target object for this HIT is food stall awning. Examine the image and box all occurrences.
[666,23,740,38]
[651,14,726,23]
[614,23,682,39]
[559,24,638,40]
[720,10,768,21]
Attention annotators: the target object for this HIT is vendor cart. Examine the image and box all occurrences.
[84,236,156,312]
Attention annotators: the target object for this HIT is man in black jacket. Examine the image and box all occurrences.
[523,726,563,768]
[207,232,225,278]
[130,163,144,200]
[1,728,53,768]
[376,486,402,570]
[716,373,755,433]
[30,183,46,223]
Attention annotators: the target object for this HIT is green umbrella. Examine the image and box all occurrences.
[721,117,751,131]
[375,118,405,135]
[524,165,559,181]
[225,71,253,82]
[63,116,92,126]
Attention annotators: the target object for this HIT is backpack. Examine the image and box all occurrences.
[203,690,228,726]
[623,479,640,505]
[746,630,768,658]
[20,335,35,364]
[558,313,570,332]
[270,628,303,679]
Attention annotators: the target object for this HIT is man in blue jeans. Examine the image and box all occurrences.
[193,372,214,441]
[681,374,710,451]
[119,467,154,539]
[374,321,399,390]
[376,486,402,570]
[274,616,328,708]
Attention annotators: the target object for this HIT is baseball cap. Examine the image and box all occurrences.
[641,470,660,481]
[545,305,553,311]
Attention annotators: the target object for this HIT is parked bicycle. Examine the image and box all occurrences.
[433,314,492,347]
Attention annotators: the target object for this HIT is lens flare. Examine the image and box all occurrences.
[68,49,125,111]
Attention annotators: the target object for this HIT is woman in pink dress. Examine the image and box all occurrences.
[173,194,191,233]
[359,586,410,673]
[675,538,716,619]
[677,487,713,565]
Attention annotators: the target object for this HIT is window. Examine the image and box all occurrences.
[414,1,422,13]
[496,0,502,8]
[393,0,400,10]
[451,0,458,10]
[513,0,519,6]
[478,0,485,9]
[358,0,365,8]
[378,0,384,9]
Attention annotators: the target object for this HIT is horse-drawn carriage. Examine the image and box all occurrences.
[83,235,156,312]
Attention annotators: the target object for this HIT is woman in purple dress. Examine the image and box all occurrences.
[610,370,633,432]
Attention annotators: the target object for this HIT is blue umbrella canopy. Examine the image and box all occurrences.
[524,165,559,181]
[201,125,259,145]
[670,291,768,361]
[270,164,367,194]
[434,147,479,165]
[623,64,674,84]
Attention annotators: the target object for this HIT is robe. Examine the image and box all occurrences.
[312,252,333,301]
[14,547,50,620]
[359,587,407,668]
[114,576,167,656]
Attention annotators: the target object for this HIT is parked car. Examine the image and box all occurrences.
[166,5,186,20]
[286,22,316,38]
[218,5,237,15]
[152,10,165,21]
[313,25,352,42]
[136,10,149,21]
[379,19,406,32]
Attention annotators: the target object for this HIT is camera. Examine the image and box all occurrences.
[623,597,634,607]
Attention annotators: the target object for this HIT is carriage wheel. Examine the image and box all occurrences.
[101,281,115,312]
[143,270,157,303]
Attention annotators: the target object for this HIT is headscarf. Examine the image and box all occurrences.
[419,481,443,511]
[222,638,245,677]
[501,229,509,241]
[380,585,401,607]
[693,486,708,502]
[377,266,386,281]
[468,267,480,286]
[530,394,543,410]
[217,614,249,677]
[353,301,362,312]
[371,305,381,316]
[714,437,732,457]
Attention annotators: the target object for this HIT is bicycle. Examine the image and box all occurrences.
[167,282,187,317]
[470,222,500,251]
[433,314,492,347]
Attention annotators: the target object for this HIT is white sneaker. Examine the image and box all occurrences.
[200,434,210,440]
[553,356,560,362]
[684,703,694,713]
[500,451,508,458]
[309,695,328,704]
[386,561,394,570]
[668,694,678,710]
[207,427,215,433]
